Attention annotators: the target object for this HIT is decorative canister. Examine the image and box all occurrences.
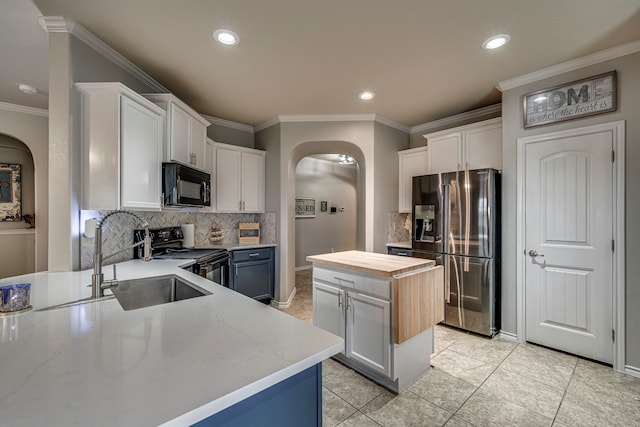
[0,283,32,313]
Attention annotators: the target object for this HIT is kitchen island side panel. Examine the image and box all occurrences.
[193,364,322,427]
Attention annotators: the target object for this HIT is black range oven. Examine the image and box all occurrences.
[133,227,230,287]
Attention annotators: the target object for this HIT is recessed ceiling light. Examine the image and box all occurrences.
[18,83,37,95]
[213,29,239,45]
[359,91,375,100]
[482,34,511,50]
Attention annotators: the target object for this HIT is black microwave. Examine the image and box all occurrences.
[163,162,211,207]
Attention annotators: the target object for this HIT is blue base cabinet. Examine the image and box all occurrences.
[193,364,322,427]
[230,247,274,302]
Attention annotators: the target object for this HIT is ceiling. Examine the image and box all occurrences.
[3,1,640,128]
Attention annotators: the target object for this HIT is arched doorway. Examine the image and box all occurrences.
[0,134,36,278]
[278,140,366,308]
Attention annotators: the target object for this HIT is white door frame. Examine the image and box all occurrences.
[516,120,626,372]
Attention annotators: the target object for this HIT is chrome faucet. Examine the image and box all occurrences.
[91,210,152,299]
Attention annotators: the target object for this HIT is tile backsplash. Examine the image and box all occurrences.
[387,212,412,243]
[80,210,277,270]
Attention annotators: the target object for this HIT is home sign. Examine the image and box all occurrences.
[523,71,616,128]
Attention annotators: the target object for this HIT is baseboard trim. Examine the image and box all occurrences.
[270,287,296,309]
[625,364,640,378]
[497,330,518,342]
[295,265,312,272]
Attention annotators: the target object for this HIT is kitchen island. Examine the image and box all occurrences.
[0,260,342,426]
[307,250,443,392]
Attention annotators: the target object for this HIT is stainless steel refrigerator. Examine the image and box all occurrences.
[412,169,500,336]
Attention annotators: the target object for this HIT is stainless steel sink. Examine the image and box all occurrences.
[110,275,210,311]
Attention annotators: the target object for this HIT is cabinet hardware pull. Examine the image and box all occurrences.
[338,293,343,308]
[235,265,238,277]
[248,253,260,257]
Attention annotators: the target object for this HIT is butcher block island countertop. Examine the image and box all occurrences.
[306,250,434,276]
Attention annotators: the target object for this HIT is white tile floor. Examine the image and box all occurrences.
[277,270,640,426]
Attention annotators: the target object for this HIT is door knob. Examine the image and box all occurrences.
[528,250,544,258]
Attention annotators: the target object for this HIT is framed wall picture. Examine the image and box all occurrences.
[0,163,22,221]
[295,197,316,218]
[523,71,616,128]
[320,201,327,212]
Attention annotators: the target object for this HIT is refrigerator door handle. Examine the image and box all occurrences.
[444,257,451,304]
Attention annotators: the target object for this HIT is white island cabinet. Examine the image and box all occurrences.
[76,82,165,211]
[144,93,211,171]
[308,250,444,392]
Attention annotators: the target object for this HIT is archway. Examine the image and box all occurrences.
[0,108,48,273]
[279,140,366,306]
[0,134,36,278]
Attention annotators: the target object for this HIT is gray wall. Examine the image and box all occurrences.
[208,125,254,148]
[295,157,357,267]
[501,52,640,367]
[374,122,410,252]
[255,119,409,304]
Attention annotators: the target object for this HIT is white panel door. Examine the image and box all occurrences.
[215,147,242,212]
[241,151,265,212]
[346,291,391,376]
[312,282,345,348]
[120,95,162,210]
[169,103,192,165]
[524,130,613,363]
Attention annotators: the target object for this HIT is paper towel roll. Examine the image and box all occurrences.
[181,224,195,248]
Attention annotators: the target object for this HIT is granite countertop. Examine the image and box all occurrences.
[386,241,412,249]
[306,250,434,276]
[0,260,342,426]
[201,242,277,251]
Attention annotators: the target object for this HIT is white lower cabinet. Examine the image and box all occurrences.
[346,292,391,376]
[313,282,346,341]
[313,269,392,378]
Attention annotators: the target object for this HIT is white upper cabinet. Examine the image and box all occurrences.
[398,146,429,213]
[76,82,165,211]
[425,118,502,174]
[144,93,210,171]
[215,142,265,213]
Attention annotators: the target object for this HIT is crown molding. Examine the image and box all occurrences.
[0,102,48,118]
[254,114,409,133]
[38,16,74,33]
[410,103,502,135]
[201,115,254,133]
[374,115,411,133]
[497,39,640,91]
[38,16,168,94]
